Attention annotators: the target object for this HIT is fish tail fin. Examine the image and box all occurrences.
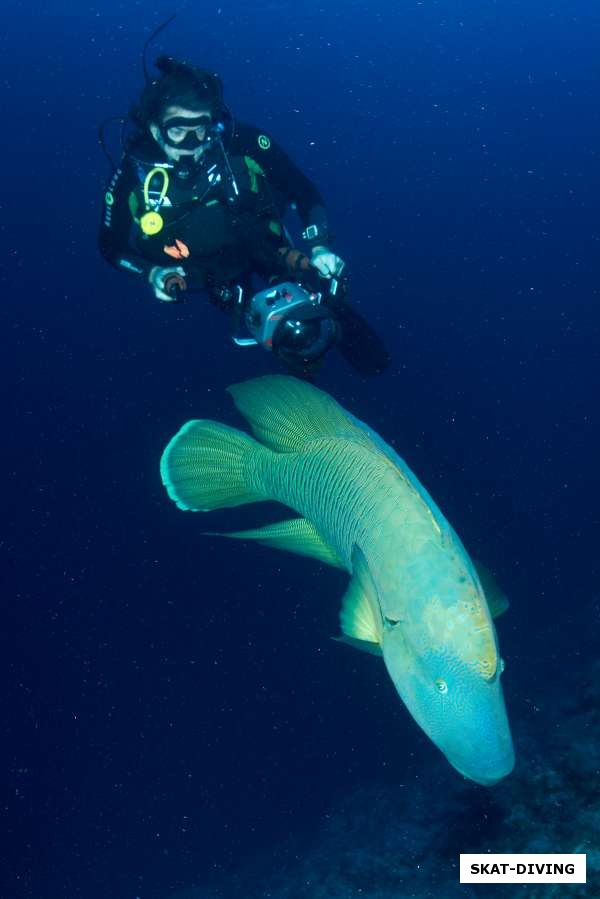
[160,420,269,511]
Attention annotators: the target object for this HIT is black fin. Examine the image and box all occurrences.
[334,303,391,376]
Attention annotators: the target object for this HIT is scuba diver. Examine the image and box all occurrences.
[98,39,389,377]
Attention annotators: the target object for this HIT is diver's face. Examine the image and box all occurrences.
[150,105,213,161]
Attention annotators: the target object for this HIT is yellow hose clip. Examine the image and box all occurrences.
[140,167,170,235]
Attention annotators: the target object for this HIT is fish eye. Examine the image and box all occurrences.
[384,615,401,628]
[435,679,448,694]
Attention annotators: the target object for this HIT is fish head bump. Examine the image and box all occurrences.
[380,577,514,786]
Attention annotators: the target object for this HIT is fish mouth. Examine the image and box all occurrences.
[449,750,515,787]
[456,769,506,787]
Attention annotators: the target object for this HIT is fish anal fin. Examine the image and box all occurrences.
[205,517,344,568]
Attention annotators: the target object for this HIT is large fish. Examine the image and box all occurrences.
[160,376,514,785]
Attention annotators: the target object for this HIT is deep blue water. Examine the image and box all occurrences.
[3,1,599,897]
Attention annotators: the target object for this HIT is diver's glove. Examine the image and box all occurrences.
[149,266,186,301]
[310,246,345,279]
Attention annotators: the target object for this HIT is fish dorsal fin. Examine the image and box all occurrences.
[204,517,344,568]
[339,547,383,648]
[474,561,510,619]
[227,375,369,452]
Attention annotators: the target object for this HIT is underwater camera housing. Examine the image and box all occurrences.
[233,281,339,366]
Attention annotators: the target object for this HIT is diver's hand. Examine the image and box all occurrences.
[310,246,345,279]
[149,266,186,301]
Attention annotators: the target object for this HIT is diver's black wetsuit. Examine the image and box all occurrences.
[99,121,330,296]
[99,120,390,376]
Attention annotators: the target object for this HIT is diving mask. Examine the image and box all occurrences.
[160,114,213,150]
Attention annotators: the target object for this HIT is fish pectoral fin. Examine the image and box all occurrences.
[204,518,345,568]
[339,547,383,648]
[332,635,383,657]
[474,560,510,618]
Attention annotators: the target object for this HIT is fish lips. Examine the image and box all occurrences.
[447,743,515,786]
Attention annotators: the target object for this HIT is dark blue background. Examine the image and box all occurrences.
[3,1,599,896]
